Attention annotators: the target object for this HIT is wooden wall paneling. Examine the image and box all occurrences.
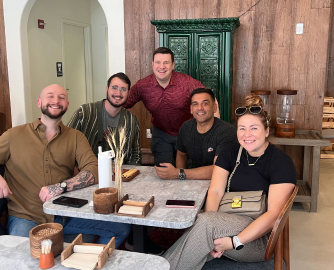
[251,0,276,90]
[269,0,293,122]
[239,0,254,14]
[311,0,331,8]
[124,0,333,168]
[185,0,204,19]
[233,10,255,104]
[325,0,334,97]
[124,0,154,149]
[203,0,220,18]
[271,0,292,57]
[218,0,248,18]
[0,0,11,131]
[305,7,331,130]
[139,0,155,79]
[286,0,310,120]
[170,0,184,19]
[218,0,238,17]
[155,0,171,47]
[293,104,306,130]
[137,0,155,149]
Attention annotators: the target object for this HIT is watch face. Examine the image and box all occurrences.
[60,182,67,188]
[236,244,244,250]
[178,173,186,180]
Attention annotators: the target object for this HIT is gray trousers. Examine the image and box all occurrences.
[163,212,269,270]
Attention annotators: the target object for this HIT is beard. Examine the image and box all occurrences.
[106,93,127,108]
[41,103,67,119]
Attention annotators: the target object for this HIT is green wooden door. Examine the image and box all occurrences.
[152,18,240,122]
[194,32,223,115]
[163,33,193,76]
[163,32,227,120]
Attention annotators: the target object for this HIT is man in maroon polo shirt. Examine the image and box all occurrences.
[124,47,219,168]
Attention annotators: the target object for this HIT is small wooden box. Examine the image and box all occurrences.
[115,194,154,218]
[61,234,115,269]
[112,169,140,182]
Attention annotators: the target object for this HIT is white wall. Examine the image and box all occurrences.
[90,0,108,101]
[27,0,92,120]
[3,0,125,127]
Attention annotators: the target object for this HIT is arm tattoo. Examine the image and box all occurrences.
[47,184,62,196]
[71,171,95,191]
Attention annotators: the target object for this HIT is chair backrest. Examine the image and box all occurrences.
[0,113,6,136]
[265,186,298,260]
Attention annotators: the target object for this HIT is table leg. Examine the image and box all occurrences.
[310,146,321,213]
[133,225,148,253]
[303,146,311,182]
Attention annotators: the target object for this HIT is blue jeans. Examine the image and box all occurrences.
[7,215,131,248]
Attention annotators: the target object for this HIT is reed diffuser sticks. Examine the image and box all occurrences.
[105,122,127,201]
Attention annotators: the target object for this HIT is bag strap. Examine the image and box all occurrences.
[226,145,243,193]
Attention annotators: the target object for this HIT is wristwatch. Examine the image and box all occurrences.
[60,181,67,193]
[233,236,244,250]
[178,169,186,180]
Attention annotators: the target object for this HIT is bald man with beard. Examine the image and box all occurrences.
[0,84,131,247]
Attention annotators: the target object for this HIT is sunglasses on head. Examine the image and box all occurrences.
[235,106,262,116]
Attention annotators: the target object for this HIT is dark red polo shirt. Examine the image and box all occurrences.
[124,71,204,136]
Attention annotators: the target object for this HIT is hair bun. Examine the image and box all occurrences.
[244,94,265,108]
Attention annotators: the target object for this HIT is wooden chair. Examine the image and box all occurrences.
[0,113,8,234]
[203,186,298,270]
[0,112,6,136]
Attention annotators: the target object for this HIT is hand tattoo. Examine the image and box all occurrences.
[47,184,62,196]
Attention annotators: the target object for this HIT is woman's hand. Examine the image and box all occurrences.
[210,236,234,258]
[210,249,224,258]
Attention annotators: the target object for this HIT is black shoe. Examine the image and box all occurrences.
[125,230,134,251]
[125,231,164,255]
[147,238,164,256]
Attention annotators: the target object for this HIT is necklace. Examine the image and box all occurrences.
[246,151,262,166]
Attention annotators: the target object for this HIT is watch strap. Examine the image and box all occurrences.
[60,182,67,193]
[230,236,235,249]
[178,169,186,180]
[233,236,244,250]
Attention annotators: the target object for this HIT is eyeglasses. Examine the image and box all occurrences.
[235,106,262,116]
[110,85,128,93]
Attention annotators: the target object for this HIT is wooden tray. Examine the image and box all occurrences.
[112,169,140,182]
[61,234,115,269]
[115,194,154,218]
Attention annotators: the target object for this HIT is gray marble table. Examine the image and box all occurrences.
[43,165,210,229]
[0,235,170,270]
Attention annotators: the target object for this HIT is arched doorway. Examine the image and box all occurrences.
[27,0,108,123]
[3,0,125,126]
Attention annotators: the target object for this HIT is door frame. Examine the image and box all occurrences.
[60,18,93,103]
[105,25,109,78]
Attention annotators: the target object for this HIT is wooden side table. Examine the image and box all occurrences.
[268,130,330,212]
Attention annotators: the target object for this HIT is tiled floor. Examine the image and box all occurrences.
[290,159,334,270]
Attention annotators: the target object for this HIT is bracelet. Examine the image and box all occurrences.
[230,236,235,249]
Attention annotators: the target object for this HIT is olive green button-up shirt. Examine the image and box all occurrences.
[0,119,98,224]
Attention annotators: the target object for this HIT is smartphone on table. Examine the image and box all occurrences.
[165,200,195,208]
[53,196,88,208]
